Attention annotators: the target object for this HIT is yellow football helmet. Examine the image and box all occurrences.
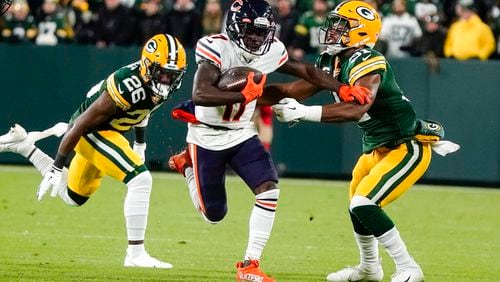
[140,34,187,98]
[319,0,381,54]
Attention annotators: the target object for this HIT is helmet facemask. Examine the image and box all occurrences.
[1,0,12,15]
[319,14,359,55]
[227,16,276,58]
[145,60,186,99]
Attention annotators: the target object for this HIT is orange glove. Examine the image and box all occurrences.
[338,84,372,105]
[241,72,267,104]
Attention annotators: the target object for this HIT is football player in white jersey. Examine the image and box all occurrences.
[168,0,371,281]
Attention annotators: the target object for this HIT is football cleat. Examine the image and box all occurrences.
[0,124,34,156]
[236,260,275,282]
[168,148,192,176]
[326,264,384,282]
[391,266,424,282]
[124,253,173,269]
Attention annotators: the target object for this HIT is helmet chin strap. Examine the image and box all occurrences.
[150,82,171,99]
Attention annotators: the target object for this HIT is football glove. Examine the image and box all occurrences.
[133,141,147,162]
[241,72,267,104]
[37,165,64,201]
[338,84,372,105]
[272,98,322,123]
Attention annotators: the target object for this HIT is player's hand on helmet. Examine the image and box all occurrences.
[241,72,267,104]
[272,98,306,123]
[133,141,147,162]
[37,165,64,201]
[338,84,372,105]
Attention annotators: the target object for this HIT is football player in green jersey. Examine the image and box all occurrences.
[0,33,187,268]
[260,1,458,282]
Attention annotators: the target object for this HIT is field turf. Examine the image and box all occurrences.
[0,165,498,281]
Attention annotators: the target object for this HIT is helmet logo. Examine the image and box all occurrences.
[230,0,243,12]
[356,6,375,21]
[145,39,157,53]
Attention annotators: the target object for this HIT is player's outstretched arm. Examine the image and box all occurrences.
[273,74,380,123]
[277,57,371,104]
[258,79,320,106]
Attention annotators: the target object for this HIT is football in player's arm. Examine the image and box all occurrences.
[0,33,187,269]
[262,1,459,282]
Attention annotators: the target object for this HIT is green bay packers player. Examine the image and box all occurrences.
[0,33,187,268]
[261,1,459,281]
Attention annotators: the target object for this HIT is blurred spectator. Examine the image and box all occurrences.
[291,0,328,59]
[165,0,202,48]
[401,13,447,72]
[70,0,96,44]
[274,0,298,48]
[444,0,496,60]
[35,0,69,45]
[137,0,167,44]
[201,0,222,35]
[295,0,334,14]
[414,0,438,21]
[1,0,37,43]
[379,0,422,58]
[94,0,137,47]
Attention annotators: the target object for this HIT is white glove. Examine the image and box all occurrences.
[133,142,147,162]
[37,165,64,201]
[271,98,322,123]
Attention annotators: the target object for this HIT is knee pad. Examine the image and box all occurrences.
[349,195,376,212]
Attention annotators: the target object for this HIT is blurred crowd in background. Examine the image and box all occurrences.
[1,0,499,61]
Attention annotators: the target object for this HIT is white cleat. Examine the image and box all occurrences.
[124,253,173,269]
[0,124,34,156]
[28,122,68,142]
[327,264,383,282]
[391,266,424,282]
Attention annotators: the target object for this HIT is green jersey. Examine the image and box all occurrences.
[316,47,417,153]
[70,62,166,133]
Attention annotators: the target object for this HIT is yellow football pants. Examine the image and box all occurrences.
[350,140,432,207]
[67,130,146,197]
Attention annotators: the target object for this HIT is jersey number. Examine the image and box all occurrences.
[222,104,246,121]
[123,76,146,104]
[109,109,150,131]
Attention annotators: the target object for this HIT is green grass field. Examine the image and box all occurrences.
[0,165,498,281]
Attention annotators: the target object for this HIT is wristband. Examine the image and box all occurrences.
[53,153,67,169]
[303,106,323,122]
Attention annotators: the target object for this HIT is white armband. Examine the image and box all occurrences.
[303,106,322,122]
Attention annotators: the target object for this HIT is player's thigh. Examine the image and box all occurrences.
[353,140,431,207]
[76,130,147,183]
[189,143,229,214]
[68,153,104,198]
[229,136,278,191]
[350,152,377,199]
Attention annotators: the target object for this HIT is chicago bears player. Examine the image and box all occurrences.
[168,0,371,281]
[266,1,459,281]
[0,33,187,269]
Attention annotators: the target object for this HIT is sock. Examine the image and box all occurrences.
[377,227,417,270]
[124,172,152,241]
[28,148,53,176]
[244,188,279,261]
[351,205,394,237]
[126,243,146,258]
[184,167,203,212]
[354,232,380,271]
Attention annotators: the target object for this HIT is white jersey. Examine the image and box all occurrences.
[187,33,289,150]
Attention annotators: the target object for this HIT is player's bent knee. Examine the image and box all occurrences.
[67,188,89,206]
[349,195,376,212]
[202,205,227,224]
[253,181,278,195]
[127,170,153,191]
